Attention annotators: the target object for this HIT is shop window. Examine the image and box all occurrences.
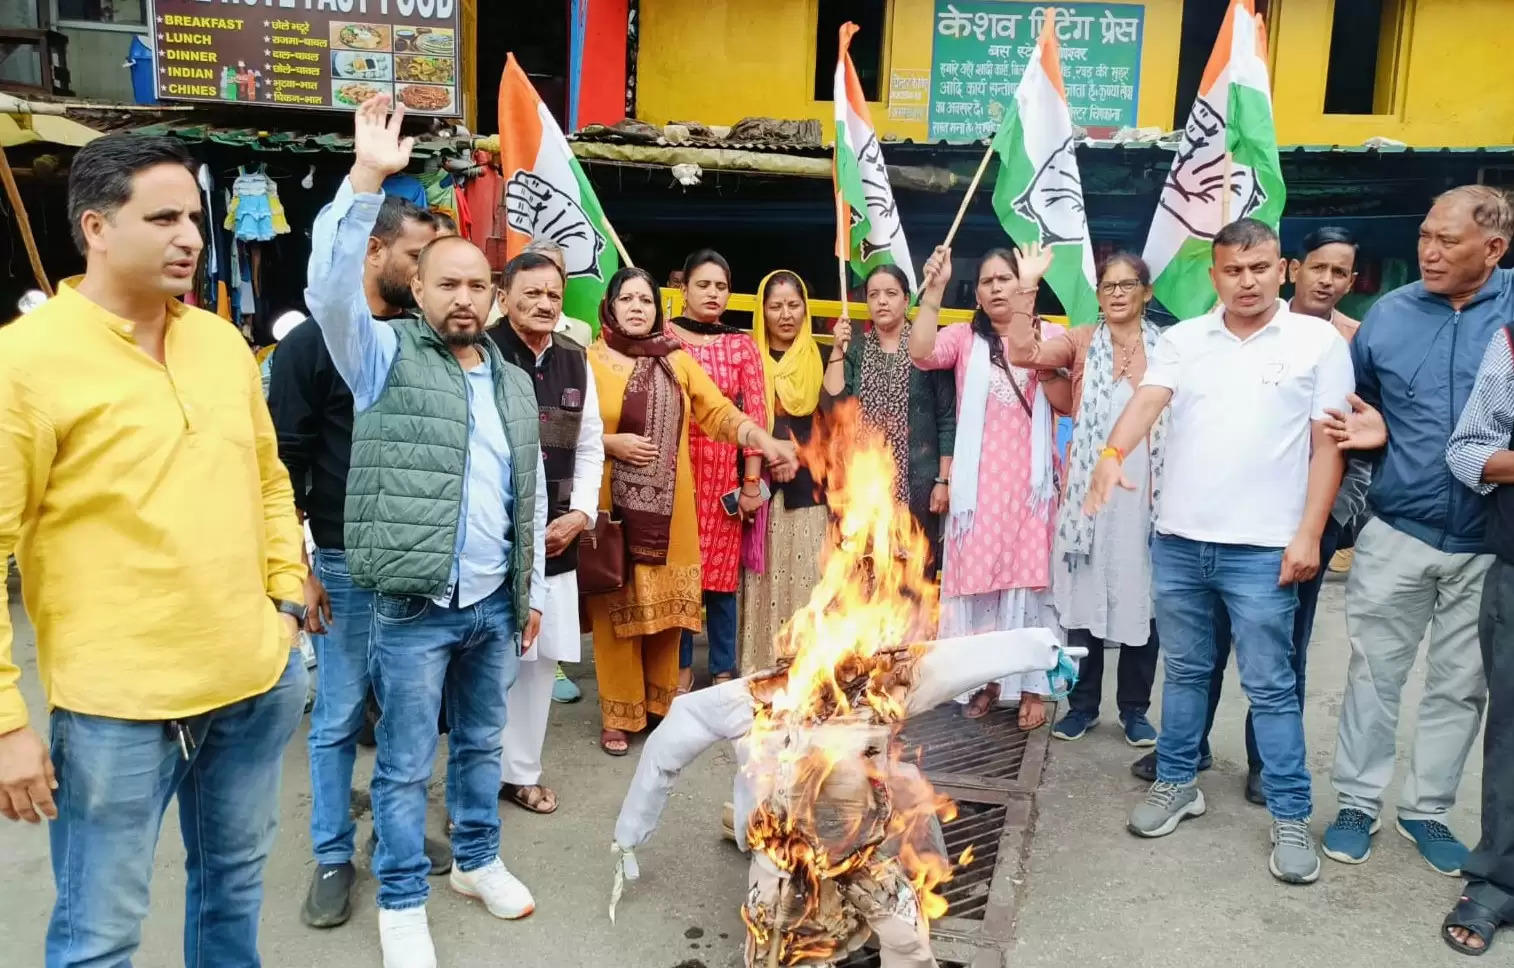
[813,0,885,102]
[55,0,145,25]
[1323,0,1403,115]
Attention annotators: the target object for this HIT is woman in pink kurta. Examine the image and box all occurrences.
[668,249,768,693]
[911,244,1060,729]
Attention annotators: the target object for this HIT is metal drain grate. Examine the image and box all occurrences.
[834,950,972,968]
[938,802,1007,922]
[898,703,1029,784]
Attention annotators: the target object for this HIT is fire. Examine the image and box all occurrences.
[740,400,969,966]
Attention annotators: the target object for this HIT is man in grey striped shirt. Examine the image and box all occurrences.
[1442,324,1514,954]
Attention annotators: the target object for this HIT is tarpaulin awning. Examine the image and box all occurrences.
[0,112,100,148]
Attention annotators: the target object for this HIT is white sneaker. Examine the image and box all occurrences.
[378,906,437,968]
[449,857,535,919]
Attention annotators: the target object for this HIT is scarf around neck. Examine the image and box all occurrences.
[1055,317,1167,566]
[672,314,737,336]
[598,310,684,564]
[949,327,1055,545]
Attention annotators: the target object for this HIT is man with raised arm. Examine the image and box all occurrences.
[304,95,547,968]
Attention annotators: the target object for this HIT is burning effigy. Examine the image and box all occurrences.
[609,402,1079,967]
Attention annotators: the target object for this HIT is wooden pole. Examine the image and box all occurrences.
[1221,150,1233,226]
[603,216,634,268]
[835,189,850,316]
[942,141,995,251]
[0,143,51,297]
[922,140,996,290]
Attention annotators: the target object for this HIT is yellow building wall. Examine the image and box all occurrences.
[1269,0,1514,146]
[637,0,1513,148]
[636,0,1184,141]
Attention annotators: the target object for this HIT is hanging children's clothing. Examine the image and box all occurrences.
[224,167,290,242]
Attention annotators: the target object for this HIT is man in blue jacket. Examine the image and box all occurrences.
[1322,185,1514,875]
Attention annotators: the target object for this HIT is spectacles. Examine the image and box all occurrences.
[1099,280,1142,295]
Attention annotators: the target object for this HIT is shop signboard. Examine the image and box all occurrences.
[929,2,1144,141]
[146,0,462,116]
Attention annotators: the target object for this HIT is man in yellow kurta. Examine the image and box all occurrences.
[0,133,308,967]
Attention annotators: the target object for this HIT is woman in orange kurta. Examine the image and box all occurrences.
[586,267,798,755]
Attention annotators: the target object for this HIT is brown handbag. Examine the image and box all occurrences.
[577,513,626,596]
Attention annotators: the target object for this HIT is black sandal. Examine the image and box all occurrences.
[1442,896,1503,956]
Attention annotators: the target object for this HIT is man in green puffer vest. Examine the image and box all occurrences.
[304,95,546,968]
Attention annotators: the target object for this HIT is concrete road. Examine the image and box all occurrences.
[0,576,1490,967]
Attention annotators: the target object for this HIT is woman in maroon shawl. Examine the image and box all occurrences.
[585,267,797,755]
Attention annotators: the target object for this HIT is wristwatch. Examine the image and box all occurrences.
[271,598,308,626]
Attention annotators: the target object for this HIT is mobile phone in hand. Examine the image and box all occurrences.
[721,480,771,516]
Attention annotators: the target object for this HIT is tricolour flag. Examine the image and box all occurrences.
[1143,0,1285,320]
[988,8,1098,324]
[833,23,916,292]
[498,53,619,331]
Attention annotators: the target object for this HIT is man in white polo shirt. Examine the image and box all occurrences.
[1086,218,1353,884]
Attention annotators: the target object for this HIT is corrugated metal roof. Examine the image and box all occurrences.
[129,121,470,159]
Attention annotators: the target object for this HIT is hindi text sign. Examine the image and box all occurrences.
[930,2,1143,141]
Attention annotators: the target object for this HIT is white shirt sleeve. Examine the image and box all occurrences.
[1310,329,1356,421]
[571,369,606,524]
[1139,328,1183,391]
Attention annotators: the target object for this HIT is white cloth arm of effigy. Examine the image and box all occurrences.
[612,677,756,851]
[903,627,1074,716]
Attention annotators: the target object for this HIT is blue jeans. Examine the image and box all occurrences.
[679,589,738,678]
[46,648,307,968]
[369,583,519,910]
[1204,517,1342,771]
[1151,534,1311,820]
[306,547,376,866]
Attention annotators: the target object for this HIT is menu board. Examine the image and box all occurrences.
[146,0,461,116]
[930,2,1144,142]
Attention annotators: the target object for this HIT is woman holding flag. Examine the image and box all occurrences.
[586,267,796,755]
[738,270,828,673]
[1006,253,1166,747]
[909,243,1062,729]
[822,264,956,574]
[668,250,769,694]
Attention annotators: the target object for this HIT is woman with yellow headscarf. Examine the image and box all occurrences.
[738,270,828,673]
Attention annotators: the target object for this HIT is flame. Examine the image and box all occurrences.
[740,401,971,966]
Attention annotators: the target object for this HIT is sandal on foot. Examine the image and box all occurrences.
[1018,696,1048,730]
[500,782,558,815]
[1443,896,1504,956]
[600,729,630,757]
[964,686,998,720]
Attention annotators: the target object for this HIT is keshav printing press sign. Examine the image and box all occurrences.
[930,2,1144,141]
[146,0,462,116]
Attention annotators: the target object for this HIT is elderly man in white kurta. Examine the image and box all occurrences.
[489,250,605,813]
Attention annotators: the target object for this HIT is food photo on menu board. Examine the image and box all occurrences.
[145,0,459,116]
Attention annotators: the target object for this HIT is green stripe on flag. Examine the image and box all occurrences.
[1226,83,1287,230]
[566,156,619,333]
[1152,235,1220,320]
[989,110,1100,324]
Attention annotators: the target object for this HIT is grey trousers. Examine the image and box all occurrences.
[1331,517,1490,820]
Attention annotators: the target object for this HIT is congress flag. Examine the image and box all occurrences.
[498,53,619,330]
[1143,0,1286,319]
[833,22,916,291]
[988,8,1099,324]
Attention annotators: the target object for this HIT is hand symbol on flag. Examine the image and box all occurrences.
[504,171,606,279]
[1160,97,1265,236]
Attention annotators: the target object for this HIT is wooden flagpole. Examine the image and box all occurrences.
[603,216,634,268]
[922,141,996,290]
[834,186,850,315]
[0,143,52,297]
[1221,150,1233,226]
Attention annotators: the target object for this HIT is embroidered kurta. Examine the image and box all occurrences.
[915,323,1061,598]
[588,342,747,637]
[672,327,768,593]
